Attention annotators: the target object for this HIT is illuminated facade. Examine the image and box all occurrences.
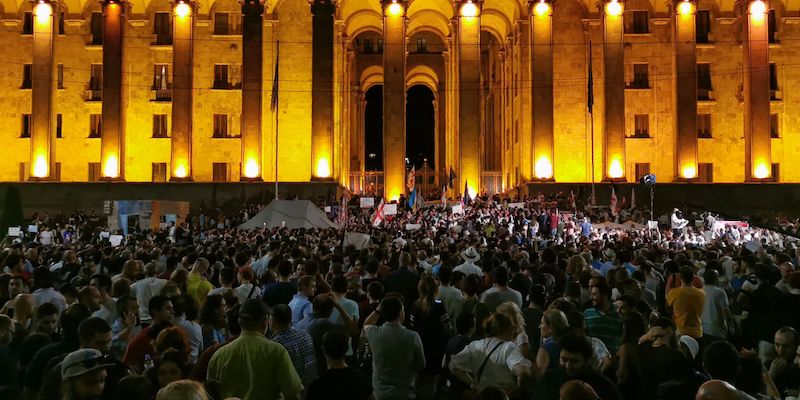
[1,0,799,198]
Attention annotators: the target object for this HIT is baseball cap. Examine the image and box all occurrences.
[238,299,270,321]
[61,349,113,380]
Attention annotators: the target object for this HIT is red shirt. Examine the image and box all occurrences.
[122,326,154,372]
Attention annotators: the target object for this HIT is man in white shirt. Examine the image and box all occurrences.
[235,267,261,305]
[454,247,483,277]
[479,267,523,312]
[701,269,730,341]
[129,262,167,324]
[436,267,464,316]
[31,267,67,312]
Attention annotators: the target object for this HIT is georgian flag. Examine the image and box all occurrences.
[371,199,386,227]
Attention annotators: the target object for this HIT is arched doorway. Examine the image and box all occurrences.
[406,85,435,169]
[364,85,383,171]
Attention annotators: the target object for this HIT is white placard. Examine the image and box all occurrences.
[109,235,124,247]
[99,231,110,239]
[27,225,38,233]
[647,220,659,229]
[508,202,525,209]
[344,232,371,250]
[359,197,375,208]
[451,204,464,214]
[405,224,422,231]
[324,206,331,213]
[7,227,21,237]
[383,204,398,215]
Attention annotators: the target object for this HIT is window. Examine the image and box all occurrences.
[56,114,62,138]
[153,114,169,138]
[698,163,713,183]
[768,9,777,43]
[635,163,650,178]
[769,63,779,99]
[627,11,649,34]
[89,114,102,138]
[153,12,172,45]
[213,12,240,35]
[90,12,103,44]
[21,114,31,138]
[770,114,779,138]
[23,12,33,34]
[632,63,649,89]
[416,38,427,53]
[90,64,103,91]
[213,64,229,89]
[362,39,373,54]
[633,114,649,138]
[153,64,171,100]
[22,64,32,89]
[58,12,64,34]
[57,64,64,89]
[697,63,712,100]
[377,39,384,53]
[88,162,102,182]
[213,114,229,138]
[212,163,228,182]
[772,163,780,182]
[696,10,711,43]
[152,163,168,182]
[515,120,519,144]
[698,114,712,138]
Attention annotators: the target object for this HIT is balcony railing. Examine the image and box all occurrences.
[152,88,172,101]
[152,34,172,46]
[85,89,102,101]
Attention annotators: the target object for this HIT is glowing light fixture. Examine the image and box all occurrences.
[749,0,766,16]
[608,157,624,179]
[753,162,770,179]
[32,152,49,178]
[34,1,53,24]
[173,162,188,179]
[103,154,120,178]
[681,164,697,179]
[386,1,403,17]
[387,188,402,202]
[605,0,623,17]
[315,158,331,179]
[244,158,260,179]
[677,0,694,15]
[175,1,191,18]
[535,156,554,179]
[460,1,479,17]
[533,1,552,17]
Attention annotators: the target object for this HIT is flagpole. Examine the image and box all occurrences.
[274,41,280,201]
[588,40,596,206]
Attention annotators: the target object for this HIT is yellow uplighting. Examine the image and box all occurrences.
[749,0,766,16]
[387,188,402,202]
[605,0,623,17]
[460,1,479,18]
[466,184,478,199]
[33,153,49,178]
[386,2,403,17]
[34,2,52,25]
[677,0,694,15]
[753,162,770,179]
[535,156,554,179]
[608,158,624,179]
[103,154,120,178]
[533,1,552,17]
[173,163,188,179]
[175,2,191,18]
[681,164,697,179]
[244,158,260,178]
[315,157,331,179]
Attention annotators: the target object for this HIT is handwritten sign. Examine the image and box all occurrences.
[359,197,375,208]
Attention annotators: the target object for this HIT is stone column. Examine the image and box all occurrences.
[673,0,698,180]
[530,0,554,181]
[241,0,264,180]
[381,0,407,201]
[456,0,482,198]
[170,0,195,180]
[29,0,57,180]
[100,0,126,180]
[743,0,771,180]
[311,0,335,179]
[602,0,626,181]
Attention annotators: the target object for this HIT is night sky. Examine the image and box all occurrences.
[364,85,435,171]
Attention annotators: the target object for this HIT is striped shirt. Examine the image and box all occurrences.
[584,305,623,354]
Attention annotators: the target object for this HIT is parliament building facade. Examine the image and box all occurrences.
[1,0,799,199]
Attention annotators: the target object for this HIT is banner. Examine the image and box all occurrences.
[405,224,422,231]
[452,204,464,214]
[360,197,375,208]
[7,227,21,237]
[712,221,749,232]
[109,235,124,247]
[383,204,398,215]
[507,202,525,209]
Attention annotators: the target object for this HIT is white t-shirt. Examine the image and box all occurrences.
[451,337,531,391]
[701,284,729,338]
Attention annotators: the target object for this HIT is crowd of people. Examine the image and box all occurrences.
[0,192,799,400]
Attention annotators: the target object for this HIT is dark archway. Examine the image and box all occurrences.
[364,85,383,171]
[406,85,435,169]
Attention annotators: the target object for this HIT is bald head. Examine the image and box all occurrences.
[695,380,754,400]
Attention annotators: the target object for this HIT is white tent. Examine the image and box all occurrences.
[238,200,339,230]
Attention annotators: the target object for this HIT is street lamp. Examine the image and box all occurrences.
[677,0,695,16]
[381,0,407,17]
[530,0,552,17]
[605,0,623,16]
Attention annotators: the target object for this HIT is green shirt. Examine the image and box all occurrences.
[207,330,303,400]
[583,305,623,354]
[187,273,213,306]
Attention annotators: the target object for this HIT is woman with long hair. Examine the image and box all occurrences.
[534,309,570,378]
[410,274,451,400]
[198,294,227,352]
[495,302,530,359]
[608,311,647,400]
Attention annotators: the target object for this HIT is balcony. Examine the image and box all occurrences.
[212,81,242,90]
[151,88,172,102]
[152,35,172,46]
[697,88,714,102]
[85,89,102,102]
